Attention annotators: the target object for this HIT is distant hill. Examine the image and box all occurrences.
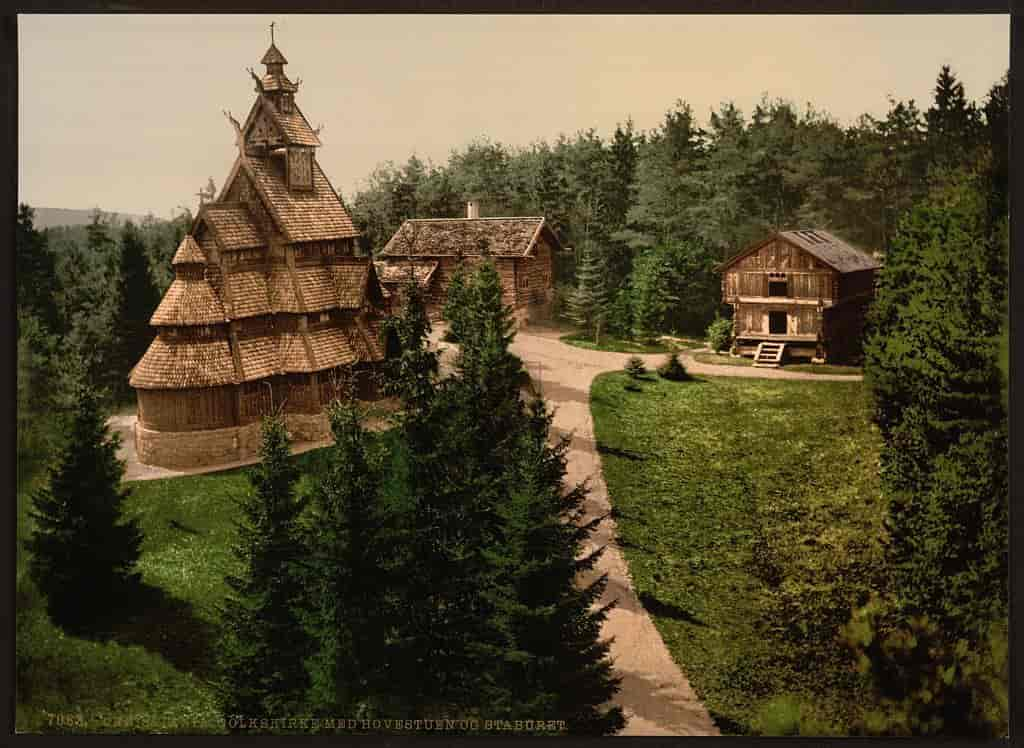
[31,207,153,230]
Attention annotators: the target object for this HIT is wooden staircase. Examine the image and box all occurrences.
[753,341,786,368]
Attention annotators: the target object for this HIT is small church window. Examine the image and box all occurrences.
[768,279,788,297]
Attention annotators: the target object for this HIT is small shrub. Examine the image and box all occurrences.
[625,356,646,379]
[657,353,690,381]
[706,314,733,353]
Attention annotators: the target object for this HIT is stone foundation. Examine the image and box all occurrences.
[135,412,330,470]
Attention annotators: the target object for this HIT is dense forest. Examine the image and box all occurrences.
[348,65,1008,341]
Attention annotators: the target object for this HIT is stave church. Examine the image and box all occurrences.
[129,34,394,469]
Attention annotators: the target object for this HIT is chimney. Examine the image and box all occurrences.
[466,200,480,219]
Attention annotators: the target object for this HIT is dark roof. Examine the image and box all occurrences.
[717,230,881,274]
[261,43,288,65]
[379,217,556,258]
[778,230,881,273]
[200,203,264,250]
[242,155,359,242]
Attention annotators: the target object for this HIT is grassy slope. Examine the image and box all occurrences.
[560,332,702,354]
[590,372,886,735]
[16,434,402,734]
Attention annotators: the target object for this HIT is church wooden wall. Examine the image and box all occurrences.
[137,386,237,432]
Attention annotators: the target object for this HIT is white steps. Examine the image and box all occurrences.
[753,341,786,368]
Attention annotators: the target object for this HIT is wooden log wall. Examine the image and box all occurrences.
[138,386,237,431]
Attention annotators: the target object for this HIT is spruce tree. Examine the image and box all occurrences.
[302,394,394,718]
[217,416,312,725]
[113,220,160,402]
[441,259,470,342]
[500,399,625,734]
[566,239,609,343]
[25,379,142,632]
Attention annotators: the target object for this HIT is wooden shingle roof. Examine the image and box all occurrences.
[307,328,359,368]
[261,42,288,65]
[777,230,881,273]
[172,235,206,265]
[236,334,280,382]
[332,260,371,309]
[129,335,237,389]
[150,278,228,326]
[200,203,264,250]
[379,217,556,258]
[243,155,358,243]
[717,230,881,274]
[374,259,439,287]
[226,271,272,318]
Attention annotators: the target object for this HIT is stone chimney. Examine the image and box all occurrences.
[466,200,480,219]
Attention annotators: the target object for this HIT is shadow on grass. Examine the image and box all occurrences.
[707,710,747,735]
[597,443,646,462]
[86,582,219,678]
[638,592,707,627]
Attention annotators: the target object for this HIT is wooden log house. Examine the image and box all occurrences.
[716,230,880,366]
[375,201,560,326]
[129,37,393,469]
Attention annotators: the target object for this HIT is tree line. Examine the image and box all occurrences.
[348,65,1007,343]
[24,266,626,734]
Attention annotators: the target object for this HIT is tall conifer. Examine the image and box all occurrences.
[25,380,142,631]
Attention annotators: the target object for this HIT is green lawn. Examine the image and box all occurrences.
[590,372,886,735]
[16,432,403,734]
[693,352,862,376]
[560,332,702,354]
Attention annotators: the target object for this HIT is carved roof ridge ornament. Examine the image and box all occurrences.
[223,109,244,159]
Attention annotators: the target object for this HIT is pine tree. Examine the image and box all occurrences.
[500,399,625,734]
[113,220,160,403]
[25,379,142,632]
[302,394,395,718]
[566,239,609,343]
[217,416,312,725]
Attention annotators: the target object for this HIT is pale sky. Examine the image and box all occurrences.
[19,13,1009,218]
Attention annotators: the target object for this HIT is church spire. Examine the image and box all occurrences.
[256,23,297,95]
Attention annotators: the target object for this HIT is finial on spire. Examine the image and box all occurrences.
[270,21,275,44]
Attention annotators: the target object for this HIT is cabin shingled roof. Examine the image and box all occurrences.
[373,259,439,287]
[718,230,881,274]
[379,217,553,258]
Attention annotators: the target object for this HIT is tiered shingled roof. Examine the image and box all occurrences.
[200,203,264,250]
[129,39,384,393]
[242,156,357,242]
[130,335,238,389]
[379,217,553,258]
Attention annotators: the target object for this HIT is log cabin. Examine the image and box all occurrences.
[716,230,880,366]
[375,201,560,326]
[128,37,393,469]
